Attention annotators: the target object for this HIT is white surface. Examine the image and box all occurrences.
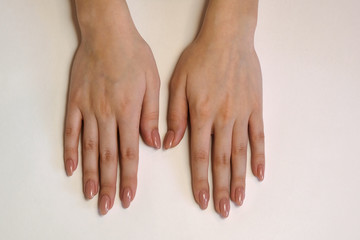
[1,0,360,239]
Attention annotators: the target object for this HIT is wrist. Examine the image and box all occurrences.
[75,0,137,40]
[198,0,258,47]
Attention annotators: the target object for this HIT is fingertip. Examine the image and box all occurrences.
[65,159,74,176]
[151,128,161,149]
[163,130,175,150]
[219,198,230,218]
[121,187,133,209]
[140,127,160,149]
[256,164,265,181]
[84,180,97,200]
[233,187,245,206]
[99,194,111,216]
[198,190,209,210]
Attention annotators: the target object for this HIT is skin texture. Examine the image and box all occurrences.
[164,0,265,218]
[64,0,160,215]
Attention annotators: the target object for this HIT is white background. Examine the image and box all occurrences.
[1,0,360,239]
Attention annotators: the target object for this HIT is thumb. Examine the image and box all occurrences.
[164,72,188,149]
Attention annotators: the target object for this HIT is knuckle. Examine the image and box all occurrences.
[69,90,83,104]
[64,146,77,156]
[100,149,116,164]
[117,98,139,119]
[83,169,98,178]
[215,93,235,126]
[97,97,113,117]
[120,105,132,116]
[143,42,153,54]
[167,111,187,128]
[197,107,211,120]
[219,107,234,124]
[100,182,116,190]
[192,150,209,163]
[83,139,97,152]
[192,97,211,120]
[252,131,265,142]
[168,111,184,122]
[214,186,230,196]
[119,96,132,112]
[213,153,230,166]
[232,176,246,185]
[192,177,208,186]
[141,111,159,122]
[232,143,247,156]
[121,176,138,185]
[169,75,182,91]
[121,147,138,161]
[149,74,160,89]
[65,127,73,137]
[252,152,265,161]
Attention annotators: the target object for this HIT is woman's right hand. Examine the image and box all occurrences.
[64,0,160,215]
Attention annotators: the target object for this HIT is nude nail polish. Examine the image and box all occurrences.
[151,129,161,149]
[99,195,110,215]
[65,159,74,176]
[235,187,245,206]
[121,188,132,209]
[257,164,265,181]
[219,198,230,218]
[163,130,175,149]
[199,190,209,210]
[85,180,95,199]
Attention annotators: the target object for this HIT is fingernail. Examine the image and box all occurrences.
[163,130,175,149]
[151,129,161,149]
[257,164,265,181]
[85,180,96,199]
[121,188,132,209]
[65,159,74,176]
[99,195,110,215]
[235,187,245,206]
[219,198,230,218]
[199,190,209,210]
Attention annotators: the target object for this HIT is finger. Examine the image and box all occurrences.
[97,117,118,215]
[189,117,212,210]
[140,71,161,149]
[118,110,141,209]
[64,105,82,176]
[212,124,233,218]
[249,111,265,181]
[81,114,99,200]
[164,71,188,149]
[230,119,248,206]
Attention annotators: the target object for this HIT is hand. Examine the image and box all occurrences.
[164,0,265,218]
[64,0,160,215]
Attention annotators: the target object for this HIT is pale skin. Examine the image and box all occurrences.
[64,0,265,218]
